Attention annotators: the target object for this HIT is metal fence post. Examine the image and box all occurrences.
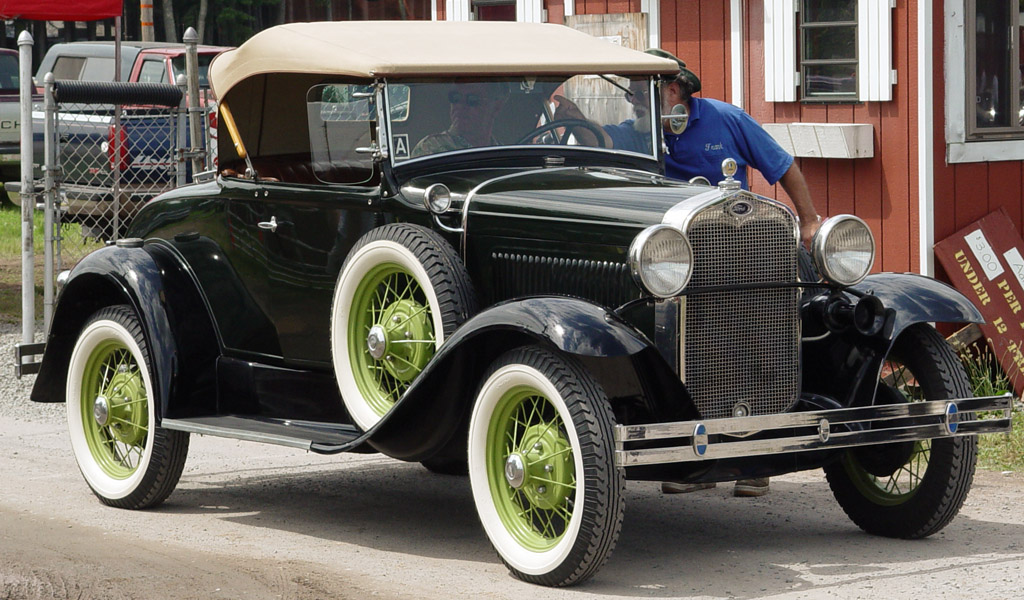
[184,27,204,178]
[43,74,57,334]
[18,30,34,349]
[175,74,188,188]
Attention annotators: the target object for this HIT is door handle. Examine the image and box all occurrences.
[257,216,278,233]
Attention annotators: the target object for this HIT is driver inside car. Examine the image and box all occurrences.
[412,81,511,157]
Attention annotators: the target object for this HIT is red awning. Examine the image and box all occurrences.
[0,0,122,21]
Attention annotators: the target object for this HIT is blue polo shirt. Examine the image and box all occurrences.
[603,120,649,154]
[664,97,792,189]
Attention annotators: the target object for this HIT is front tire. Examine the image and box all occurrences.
[66,305,189,509]
[468,346,624,586]
[824,324,977,538]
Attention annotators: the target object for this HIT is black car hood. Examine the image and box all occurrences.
[403,166,718,234]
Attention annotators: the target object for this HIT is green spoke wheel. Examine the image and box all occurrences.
[332,224,475,431]
[824,324,977,538]
[67,305,189,509]
[468,346,623,586]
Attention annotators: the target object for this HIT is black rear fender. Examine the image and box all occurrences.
[31,242,219,422]
[367,296,684,459]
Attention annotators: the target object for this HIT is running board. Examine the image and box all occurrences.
[162,416,362,451]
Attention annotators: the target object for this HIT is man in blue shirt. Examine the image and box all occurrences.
[650,49,821,248]
[555,50,821,248]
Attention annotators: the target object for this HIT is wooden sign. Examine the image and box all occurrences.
[934,208,1024,396]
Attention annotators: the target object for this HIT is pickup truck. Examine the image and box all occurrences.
[6,41,228,234]
[34,41,227,91]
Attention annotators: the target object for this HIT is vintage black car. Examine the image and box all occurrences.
[25,21,1012,587]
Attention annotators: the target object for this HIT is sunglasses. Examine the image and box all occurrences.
[449,91,484,107]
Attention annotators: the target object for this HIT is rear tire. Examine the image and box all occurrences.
[66,305,189,509]
[331,224,475,430]
[824,324,977,538]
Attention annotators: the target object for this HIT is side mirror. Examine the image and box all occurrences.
[662,103,688,135]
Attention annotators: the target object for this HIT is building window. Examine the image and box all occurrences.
[764,0,891,103]
[968,0,1024,139]
[799,0,858,101]
[473,0,515,21]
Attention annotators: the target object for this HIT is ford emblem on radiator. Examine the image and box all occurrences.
[730,201,752,216]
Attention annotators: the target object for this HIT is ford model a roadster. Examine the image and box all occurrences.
[25,21,1012,586]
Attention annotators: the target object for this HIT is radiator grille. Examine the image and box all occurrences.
[682,197,800,419]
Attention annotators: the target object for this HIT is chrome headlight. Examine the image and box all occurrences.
[629,225,693,298]
[811,215,875,286]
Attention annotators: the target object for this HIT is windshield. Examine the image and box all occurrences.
[171,54,215,88]
[386,75,657,163]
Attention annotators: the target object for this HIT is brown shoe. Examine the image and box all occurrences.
[661,481,716,494]
[734,477,770,497]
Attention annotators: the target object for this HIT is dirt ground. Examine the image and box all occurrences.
[1,409,1023,600]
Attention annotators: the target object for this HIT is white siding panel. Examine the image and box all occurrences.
[518,0,545,23]
[858,0,893,102]
[446,0,471,21]
[764,0,796,102]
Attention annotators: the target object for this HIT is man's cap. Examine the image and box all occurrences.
[644,48,701,94]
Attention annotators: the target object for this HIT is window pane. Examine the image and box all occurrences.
[804,64,857,97]
[80,57,115,82]
[1019,21,1024,127]
[974,0,1013,128]
[138,61,166,84]
[804,25,856,60]
[52,57,85,80]
[803,0,855,23]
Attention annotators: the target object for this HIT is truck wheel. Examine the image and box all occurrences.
[331,224,475,430]
[824,324,977,538]
[66,305,189,509]
[468,346,624,586]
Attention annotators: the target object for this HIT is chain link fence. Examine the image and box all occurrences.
[49,81,212,269]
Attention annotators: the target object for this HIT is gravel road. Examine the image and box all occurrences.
[2,325,1023,600]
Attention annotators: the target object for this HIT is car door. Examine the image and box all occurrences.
[240,180,382,366]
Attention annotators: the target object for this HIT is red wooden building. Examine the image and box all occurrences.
[398,0,1020,283]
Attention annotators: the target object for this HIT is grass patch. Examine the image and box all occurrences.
[959,344,1023,472]
[0,206,102,324]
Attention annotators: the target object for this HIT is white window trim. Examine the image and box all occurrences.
[764,0,893,103]
[445,0,544,22]
[944,0,1024,163]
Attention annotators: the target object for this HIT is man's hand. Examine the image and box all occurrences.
[552,94,585,120]
[800,217,821,249]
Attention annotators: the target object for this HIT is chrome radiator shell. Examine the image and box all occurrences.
[664,191,801,419]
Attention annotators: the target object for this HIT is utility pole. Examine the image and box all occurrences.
[141,0,154,41]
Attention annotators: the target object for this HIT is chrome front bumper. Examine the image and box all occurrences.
[615,394,1014,467]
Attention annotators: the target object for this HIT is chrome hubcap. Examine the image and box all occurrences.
[93,395,110,427]
[504,452,526,488]
[366,325,387,360]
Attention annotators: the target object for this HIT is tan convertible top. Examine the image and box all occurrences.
[209,21,680,99]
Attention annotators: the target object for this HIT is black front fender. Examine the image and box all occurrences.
[31,242,219,422]
[804,272,982,407]
[852,272,983,335]
[363,296,655,460]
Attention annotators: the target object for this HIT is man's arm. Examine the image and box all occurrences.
[778,163,820,247]
[551,95,613,148]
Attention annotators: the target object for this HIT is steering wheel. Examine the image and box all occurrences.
[516,119,608,148]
